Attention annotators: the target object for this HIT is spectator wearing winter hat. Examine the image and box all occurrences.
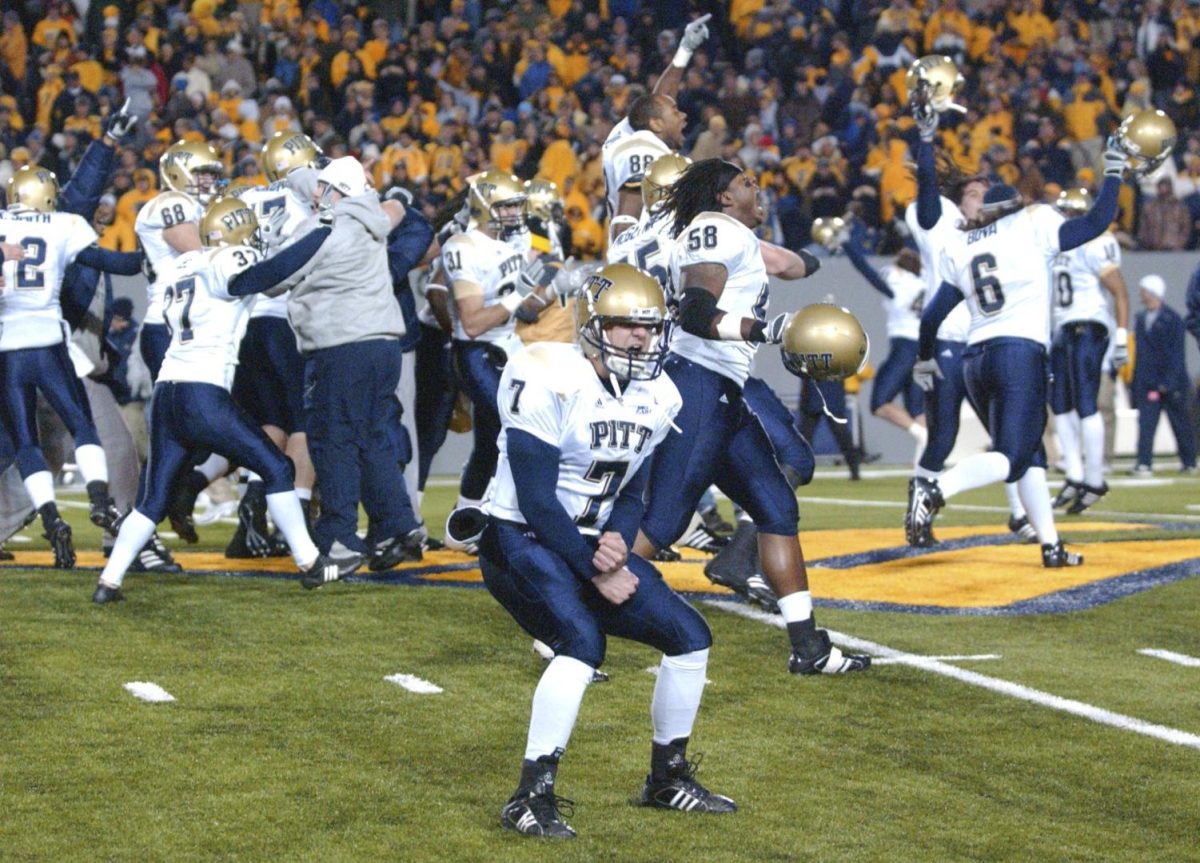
[95,192,135,251]
[1131,274,1197,474]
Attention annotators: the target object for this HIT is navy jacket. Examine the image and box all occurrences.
[1186,263,1200,351]
[1132,303,1191,398]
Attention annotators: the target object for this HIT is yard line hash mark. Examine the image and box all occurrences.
[1138,649,1200,668]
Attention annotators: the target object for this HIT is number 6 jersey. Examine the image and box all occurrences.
[486,342,682,535]
[155,243,262,390]
[938,204,1065,349]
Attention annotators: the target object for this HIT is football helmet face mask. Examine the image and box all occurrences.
[5,165,59,212]
[641,152,692,212]
[261,131,322,183]
[1055,187,1093,216]
[811,216,848,252]
[577,263,671,381]
[1116,109,1177,177]
[160,140,225,204]
[781,304,869,381]
[199,196,261,250]
[468,169,528,238]
[905,55,966,114]
[524,178,563,223]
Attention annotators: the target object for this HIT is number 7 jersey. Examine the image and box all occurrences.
[155,244,262,390]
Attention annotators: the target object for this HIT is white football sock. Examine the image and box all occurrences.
[243,470,262,484]
[456,494,483,510]
[74,443,108,484]
[909,423,928,467]
[524,655,594,761]
[1017,467,1057,545]
[198,454,230,483]
[266,491,319,568]
[938,452,1010,499]
[295,486,312,501]
[23,470,55,509]
[1055,411,1083,482]
[1080,413,1105,487]
[98,509,157,589]
[776,590,813,624]
[913,465,938,480]
[1004,482,1027,519]
[652,649,709,745]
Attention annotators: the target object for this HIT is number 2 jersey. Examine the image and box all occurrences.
[442,228,528,346]
[0,209,98,350]
[237,178,312,320]
[155,243,262,390]
[1050,231,1120,334]
[487,342,682,534]
[939,204,1065,350]
[668,211,768,386]
[135,190,203,325]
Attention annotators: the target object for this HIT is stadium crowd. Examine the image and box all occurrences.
[4,0,1200,258]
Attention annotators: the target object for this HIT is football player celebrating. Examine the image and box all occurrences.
[1048,187,1130,513]
[602,14,710,239]
[93,198,343,603]
[632,159,870,676]
[908,138,1134,568]
[0,166,143,567]
[482,264,734,839]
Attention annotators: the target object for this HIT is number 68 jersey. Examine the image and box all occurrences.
[135,190,203,325]
[486,342,682,535]
[155,243,262,390]
[938,204,1065,349]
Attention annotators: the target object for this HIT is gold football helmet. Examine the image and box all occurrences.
[225,176,264,197]
[5,165,59,212]
[261,131,321,183]
[160,140,225,203]
[905,55,965,113]
[1116,109,1177,176]
[641,152,692,212]
[199,196,260,249]
[781,304,869,380]
[468,168,528,237]
[811,216,848,252]
[577,262,672,380]
[524,178,563,223]
[1054,187,1093,216]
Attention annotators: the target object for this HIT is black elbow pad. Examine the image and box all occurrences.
[678,287,719,337]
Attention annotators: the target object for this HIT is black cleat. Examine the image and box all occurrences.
[0,543,12,561]
[225,483,272,558]
[369,529,424,571]
[44,519,76,569]
[92,582,125,604]
[906,477,943,548]
[1042,540,1083,568]
[88,498,122,536]
[301,554,342,590]
[699,507,735,536]
[638,748,736,814]
[127,537,183,573]
[680,522,729,554]
[652,546,682,563]
[423,535,445,551]
[500,759,576,839]
[1007,515,1039,544]
[1052,480,1083,510]
[744,574,779,614]
[789,628,872,675]
[703,521,758,598]
[1066,482,1108,515]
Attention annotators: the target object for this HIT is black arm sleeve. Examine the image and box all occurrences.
[74,245,142,275]
[600,459,649,550]
[678,287,720,338]
[228,226,331,297]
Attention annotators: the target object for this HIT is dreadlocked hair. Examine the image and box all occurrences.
[432,187,470,234]
[659,159,744,239]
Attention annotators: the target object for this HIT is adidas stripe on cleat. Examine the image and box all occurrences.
[1008,515,1039,544]
[1066,482,1108,515]
[1042,540,1084,568]
[906,477,943,548]
[1052,480,1083,509]
[638,749,735,814]
[301,555,342,590]
[789,629,871,675]
[500,793,577,839]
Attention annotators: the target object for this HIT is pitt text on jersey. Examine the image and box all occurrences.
[590,419,654,453]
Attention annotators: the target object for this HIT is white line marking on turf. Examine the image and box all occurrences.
[704,600,1200,751]
[792,496,1200,524]
[123,681,175,703]
[870,654,1002,665]
[384,673,443,694]
[1138,649,1200,668]
[8,534,31,543]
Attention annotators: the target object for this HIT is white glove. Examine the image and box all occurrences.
[518,253,563,300]
[913,357,943,392]
[1103,134,1129,179]
[1112,327,1130,367]
[914,100,939,143]
[674,13,711,65]
[103,98,139,143]
[257,205,290,249]
[763,311,794,344]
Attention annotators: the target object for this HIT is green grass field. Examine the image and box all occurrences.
[3,470,1200,862]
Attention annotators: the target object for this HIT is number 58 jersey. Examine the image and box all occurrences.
[156,244,262,390]
[939,204,1065,349]
[487,342,682,535]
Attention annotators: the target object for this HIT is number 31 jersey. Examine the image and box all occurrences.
[156,244,262,390]
[939,204,1064,349]
[442,228,527,345]
[487,342,682,534]
[135,190,203,325]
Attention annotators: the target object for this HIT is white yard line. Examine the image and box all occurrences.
[384,673,443,694]
[869,654,1001,665]
[791,495,1200,524]
[123,681,175,703]
[705,600,1200,751]
[1137,649,1200,668]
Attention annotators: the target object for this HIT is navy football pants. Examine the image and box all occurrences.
[917,339,966,473]
[452,340,505,502]
[963,337,1049,482]
[871,336,924,416]
[1049,321,1108,419]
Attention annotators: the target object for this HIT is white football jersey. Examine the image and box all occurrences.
[1050,231,1120,332]
[135,190,203,325]
[238,180,310,319]
[156,243,261,389]
[606,208,676,299]
[487,342,682,534]
[669,211,767,386]
[940,204,1064,349]
[0,209,97,350]
[602,118,671,219]
[905,197,970,342]
[443,228,526,346]
[881,265,926,341]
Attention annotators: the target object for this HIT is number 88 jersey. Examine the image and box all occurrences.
[939,204,1065,349]
[155,244,262,390]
